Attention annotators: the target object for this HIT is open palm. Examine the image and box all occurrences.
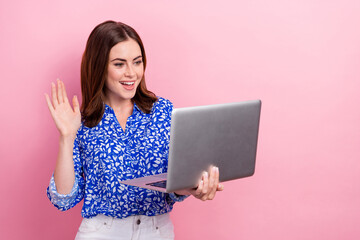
[45,80,81,137]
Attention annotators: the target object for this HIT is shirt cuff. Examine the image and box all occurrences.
[168,192,189,202]
[47,174,79,207]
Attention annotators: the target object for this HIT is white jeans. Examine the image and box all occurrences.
[74,213,174,240]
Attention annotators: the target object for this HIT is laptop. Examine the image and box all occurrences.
[119,99,262,192]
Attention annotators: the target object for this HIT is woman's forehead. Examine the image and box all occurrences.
[109,39,142,59]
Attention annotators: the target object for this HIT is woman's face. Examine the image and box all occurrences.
[104,38,144,104]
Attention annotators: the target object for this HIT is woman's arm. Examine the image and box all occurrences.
[45,80,81,194]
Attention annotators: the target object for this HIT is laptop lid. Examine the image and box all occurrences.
[165,99,261,192]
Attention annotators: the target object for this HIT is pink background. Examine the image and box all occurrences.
[1,0,359,239]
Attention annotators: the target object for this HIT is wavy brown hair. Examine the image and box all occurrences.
[80,20,157,128]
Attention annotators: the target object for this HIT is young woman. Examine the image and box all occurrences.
[45,20,223,240]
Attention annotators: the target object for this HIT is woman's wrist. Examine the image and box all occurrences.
[59,134,76,144]
[174,190,190,196]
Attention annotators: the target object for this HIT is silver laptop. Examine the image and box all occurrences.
[119,99,261,192]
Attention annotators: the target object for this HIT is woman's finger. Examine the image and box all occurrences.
[201,171,209,201]
[45,93,54,113]
[61,80,69,103]
[215,167,219,189]
[205,167,215,200]
[72,95,80,113]
[57,79,64,103]
[208,167,219,200]
[193,179,204,198]
[208,167,216,189]
[51,82,59,107]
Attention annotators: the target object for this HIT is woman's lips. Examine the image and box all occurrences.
[119,81,135,90]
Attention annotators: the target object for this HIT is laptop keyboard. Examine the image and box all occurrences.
[146,180,167,188]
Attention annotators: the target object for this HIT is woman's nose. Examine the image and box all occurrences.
[125,65,135,78]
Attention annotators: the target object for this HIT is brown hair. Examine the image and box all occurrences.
[80,20,157,128]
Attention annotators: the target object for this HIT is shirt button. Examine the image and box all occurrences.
[137,219,141,225]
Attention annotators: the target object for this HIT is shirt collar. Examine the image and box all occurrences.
[133,102,146,115]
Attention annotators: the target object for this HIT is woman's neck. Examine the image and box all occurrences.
[105,97,134,115]
[105,98,134,131]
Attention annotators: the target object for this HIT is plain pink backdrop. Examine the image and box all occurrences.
[0,0,359,239]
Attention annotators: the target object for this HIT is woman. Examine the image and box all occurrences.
[45,20,223,240]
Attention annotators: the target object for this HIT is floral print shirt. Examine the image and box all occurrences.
[47,97,188,219]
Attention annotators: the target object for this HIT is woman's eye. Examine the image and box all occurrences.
[114,63,124,67]
[134,60,142,65]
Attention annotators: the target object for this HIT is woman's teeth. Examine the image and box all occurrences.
[120,81,135,85]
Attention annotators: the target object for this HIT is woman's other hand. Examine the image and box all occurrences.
[176,166,224,201]
[45,79,81,138]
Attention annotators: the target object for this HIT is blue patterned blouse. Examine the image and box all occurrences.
[47,97,188,219]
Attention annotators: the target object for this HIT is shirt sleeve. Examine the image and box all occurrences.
[167,192,190,202]
[46,135,85,211]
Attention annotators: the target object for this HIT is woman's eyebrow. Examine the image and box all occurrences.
[110,58,126,62]
[110,55,142,62]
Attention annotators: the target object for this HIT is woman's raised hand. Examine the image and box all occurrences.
[45,79,81,138]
